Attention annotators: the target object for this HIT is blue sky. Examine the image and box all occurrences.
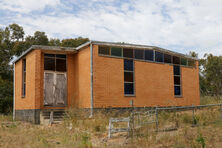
[1,0,222,57]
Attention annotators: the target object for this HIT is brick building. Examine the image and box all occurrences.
[13,41,200,124]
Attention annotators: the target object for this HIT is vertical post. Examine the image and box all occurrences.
[108,118,112,138]
[49,111,53,125]
[13,63,15,121]
[90,43,94,117]
[192,104,195,126]
[130,100,134,138]
[155,107,158,132]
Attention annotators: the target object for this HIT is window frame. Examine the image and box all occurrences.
[173,65,182,97]
[124,59,135,96]
[44,54,67,72]
[22,58,26,98]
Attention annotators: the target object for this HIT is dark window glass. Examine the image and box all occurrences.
[124,59,133,71]
[124,83,134,95]
[123,48,133,58]
[174,76,180,85]
[99,46,110,55]
[22,59,26,97]
[173,56,180,64]
[44,54,55,57]
[164,54,172,63]
[134,49,144,60]
[155,51,163,62]
[145,50,154,61]
[174,86,181,96]
[124,72,133,82]
[181,58,187,66]
[188,60,195,67]
[173,65,180,75]
[56,54,66,58]
[56,59,66,72]
[111,47,122,57]
[44,58,55,71]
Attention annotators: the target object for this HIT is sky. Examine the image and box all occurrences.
[1,0,222,57]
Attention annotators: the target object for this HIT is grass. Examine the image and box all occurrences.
[0,96,222,147]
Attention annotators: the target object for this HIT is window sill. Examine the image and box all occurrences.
[124,95,135,97]
[21,96,26,98]
[175,95,183,98]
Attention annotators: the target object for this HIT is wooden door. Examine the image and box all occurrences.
[44,72,67,107]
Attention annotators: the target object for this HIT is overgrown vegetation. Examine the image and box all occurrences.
[0,105,222,147]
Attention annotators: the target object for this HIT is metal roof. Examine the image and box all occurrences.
[12,45,77,63]
[13,40,198,63]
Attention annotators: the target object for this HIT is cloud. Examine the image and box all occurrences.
[1,0,222,57]
[0,0,60,13]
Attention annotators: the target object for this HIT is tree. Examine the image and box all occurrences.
[61,37,89,47]
[201,54,222,97]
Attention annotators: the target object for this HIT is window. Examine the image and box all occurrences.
[123,48,133,58]
[173,56,180,65]
[164,54,172,63]
[173,65,181,96]
[145,50,154,61]
[134,49,144,60]
[44,54,67,72]
[22,59,26,97]
[155,51,163,62]
[111,47,122,57]
[124,59,134,95]
[181,58,187,66]
[99,46,110,55]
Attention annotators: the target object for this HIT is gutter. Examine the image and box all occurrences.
[90,43,94,117]
[13,63,15,121]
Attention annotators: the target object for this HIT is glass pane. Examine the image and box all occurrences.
[56,54,66,58]
[173,56,180,64]
[145,50,154,61]
[173,65,180,76]
[56,59,66,72]
[124,83,134,95]
[188,60,195,67]
[44,54,55,58]
[123,48,133,58]
[99,46,110,55]
[124,72,133,82]
[155,51,163,62]
[134,49,144,60]
[124,59,133,71]
[181,58,187,66]
[174,76,180,85]
[44,57,55,71]
[174,86,181,96]
[111,47,122,57]
[164,54,172,63]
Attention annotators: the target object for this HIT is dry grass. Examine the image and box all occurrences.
[0,97,222,147]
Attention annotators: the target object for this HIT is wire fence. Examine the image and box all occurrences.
[108,103,222,138]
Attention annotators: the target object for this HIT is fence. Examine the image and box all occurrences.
[108,103,222,138]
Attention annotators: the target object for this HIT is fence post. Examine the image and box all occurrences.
[155,107,159,132]
[108,119,112,138]
[130,100,134,138]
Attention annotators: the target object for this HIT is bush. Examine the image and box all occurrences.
[0,97,13,114]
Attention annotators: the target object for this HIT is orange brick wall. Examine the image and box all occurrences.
[72,46,91,108]
[15,50,37,110]
[93,45,200,108]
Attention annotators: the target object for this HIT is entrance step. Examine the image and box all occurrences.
[40,110,65,125]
